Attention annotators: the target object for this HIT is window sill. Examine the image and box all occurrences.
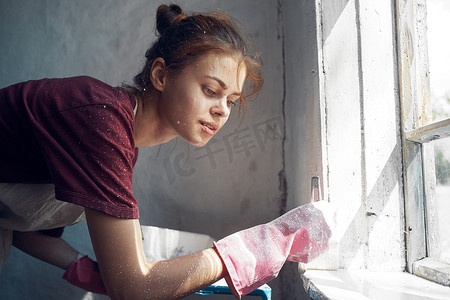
[413,257,450,287]
[302,269,450,300]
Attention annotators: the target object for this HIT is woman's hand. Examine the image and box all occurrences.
[213,201,335,297]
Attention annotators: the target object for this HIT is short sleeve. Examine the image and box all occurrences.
[33,84,139,218]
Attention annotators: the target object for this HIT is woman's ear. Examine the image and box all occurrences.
[150,58,166,92]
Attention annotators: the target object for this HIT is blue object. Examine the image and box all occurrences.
[196,279,271,299]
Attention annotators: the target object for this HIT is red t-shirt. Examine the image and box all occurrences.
[0,76,139,219]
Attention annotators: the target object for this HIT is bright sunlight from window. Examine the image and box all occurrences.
[427,0,450,265]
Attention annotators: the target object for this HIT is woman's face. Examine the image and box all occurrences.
[158,52,247,147]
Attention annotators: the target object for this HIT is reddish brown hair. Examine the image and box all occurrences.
[127,4,263,113]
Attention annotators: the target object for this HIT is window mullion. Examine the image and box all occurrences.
[406,118,450,143]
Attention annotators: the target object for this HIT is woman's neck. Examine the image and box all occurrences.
[134,92,177,148]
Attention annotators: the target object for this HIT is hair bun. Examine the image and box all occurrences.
[156,4,187,36]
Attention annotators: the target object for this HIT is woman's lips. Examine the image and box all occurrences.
[200,121,217,135]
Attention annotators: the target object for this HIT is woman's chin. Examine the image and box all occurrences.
[186,136,212,148]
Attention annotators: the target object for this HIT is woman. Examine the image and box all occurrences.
[0,4,334,299]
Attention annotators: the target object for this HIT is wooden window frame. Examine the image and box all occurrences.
[397,0,450,287]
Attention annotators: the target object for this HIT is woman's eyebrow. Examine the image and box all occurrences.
[204,75,241,95]
[205,75,228,89]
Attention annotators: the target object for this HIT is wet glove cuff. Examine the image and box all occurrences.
[63,255,108,295]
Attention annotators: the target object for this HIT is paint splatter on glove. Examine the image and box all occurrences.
[63,255,108,295]
[214,201,335,298]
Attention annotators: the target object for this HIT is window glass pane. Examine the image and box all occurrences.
[433,137,450,264]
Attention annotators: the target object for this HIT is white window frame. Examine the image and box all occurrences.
[397,0,450,286]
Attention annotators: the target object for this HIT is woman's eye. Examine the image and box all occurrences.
[227,99,236,107]
[203,87,216,96]
[227,98,240,107]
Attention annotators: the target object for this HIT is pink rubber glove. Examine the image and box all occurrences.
[63,255,108,295]
[214,201,335,298]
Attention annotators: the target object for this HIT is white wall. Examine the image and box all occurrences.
[277,0,325,297]
[283,0,324,211]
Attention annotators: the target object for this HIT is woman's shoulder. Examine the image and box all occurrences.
[42,76,132,108]
[67,76,132,104]
[9,75,135,122]
[45,76,115,94]
[62,75,111,88]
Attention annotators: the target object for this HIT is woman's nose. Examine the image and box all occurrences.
[211,97,230,118]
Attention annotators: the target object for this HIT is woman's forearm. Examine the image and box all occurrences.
[142,248,224,299]
[12,231,79,270]
[101,248,224,300]
[86,208,225,299]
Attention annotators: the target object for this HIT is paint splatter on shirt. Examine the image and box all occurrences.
[0,76,139,218]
